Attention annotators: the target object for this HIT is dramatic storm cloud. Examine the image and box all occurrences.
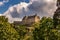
[3,0,57,23]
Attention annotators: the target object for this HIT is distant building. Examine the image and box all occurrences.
[14,14,40,26]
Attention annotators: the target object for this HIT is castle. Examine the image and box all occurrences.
[14,14,40,26]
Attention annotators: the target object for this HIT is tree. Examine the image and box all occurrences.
[14,25,27,40]
[53,0,60,28]
[33,17,58,40]
[0,16,20,40]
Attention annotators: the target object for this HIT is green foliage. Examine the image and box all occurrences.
[0,16,20,40]
[33,17,59,40]
[0,16,60,40]
[53,3,60,28]
[14,25,27,39]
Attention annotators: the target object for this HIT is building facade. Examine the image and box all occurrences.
[14,14,40,26]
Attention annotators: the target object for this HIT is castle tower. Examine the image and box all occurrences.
[53,0,60,27]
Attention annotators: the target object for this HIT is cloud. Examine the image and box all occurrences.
[3,0,57,23]
[3,0,9,3]
[0,0,9,6]
[0,14,3,16]
[3,2,29,23]
[0,2,4,6]
[29,0,57,16]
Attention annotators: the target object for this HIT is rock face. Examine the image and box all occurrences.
[53,0,60,27]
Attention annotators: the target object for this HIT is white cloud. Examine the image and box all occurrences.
[28,0,57,17]
[3,0,9,3]
[0,0,9,6]
[0,14,3,16]
[3,0,57,23]
[0,2,4,6]
[3,2,29,23]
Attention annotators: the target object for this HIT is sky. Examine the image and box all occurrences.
[0,0,29,14]
[0,0,57,23]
